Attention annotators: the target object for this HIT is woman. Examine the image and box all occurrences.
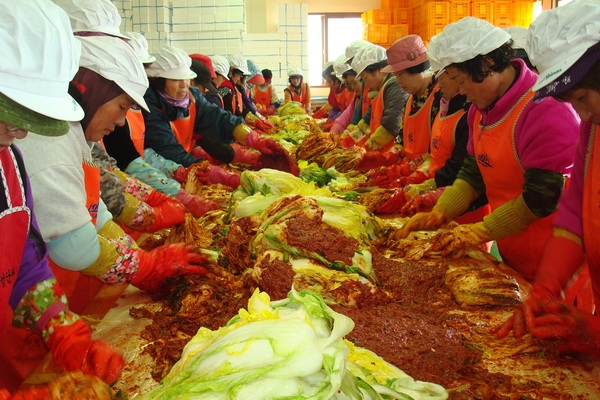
[383,34,440,160]
[497,0,600,356]
[218,53,250,117]
[397,17,580,282]
[283,68,311,113]
[313,62,355,121]
[16,32,210,312]
[253,69,280,116]
[143,46,296,175]
[0,0,122,391]
[330,56,362,134]
[345,44,408,151]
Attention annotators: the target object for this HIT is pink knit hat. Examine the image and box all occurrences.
[382,34,428,73]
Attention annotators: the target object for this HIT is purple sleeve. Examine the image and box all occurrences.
[514,97,580,174]
[553,122,591,237]
[9,150,54,309]
[330,102,355,134]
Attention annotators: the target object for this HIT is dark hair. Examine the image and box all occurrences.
[364,60,389,74]
[405,60,431,75]
[321,64,335,79]
[342,69,357,79]
[149,77,167,91]
[453,41,514,83]
[262,69,272,80]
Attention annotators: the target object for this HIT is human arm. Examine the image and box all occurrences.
[379,79,408,138]
[330,102,356,134]
[142,88,203,167]
[125,152,182,197]
[283,88,292,104]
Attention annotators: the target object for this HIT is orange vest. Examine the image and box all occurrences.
[253,85,271,108]
[472,90,554,280]
[285,82,309,109]
[170,95,198,153]
[334,87,356,111]
[582,124,600,306]
[127,108,145,158]
[361,85,371,116]
[369,76,394,133]
[428,107,465,176]
[402,86,440,160]
[49,161,104,314]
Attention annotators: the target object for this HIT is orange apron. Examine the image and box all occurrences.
[170,96,198,153]
[402,86,440,160]
[127,108,145,158]
[472,90,554,281]
[232,86,243,115]
[285,82,309,110]
[361,85,371,116]
[334,87,356,111]
[429,109,464,176]
[0,148,43,391]
[253,85,271,108]
[49,161,104,314]
[581,124,600,309]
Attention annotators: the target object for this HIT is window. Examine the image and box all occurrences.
[307,13,363,87]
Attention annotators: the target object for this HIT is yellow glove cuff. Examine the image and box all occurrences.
[113,192,141,225]
[233,123,252,143]
[111,169,129,184]
[366,125,394,150]
[82,221,139,277]
[482,194,539,240]
[357,119,368,133]
[553,227,583,247]
[434,178,478,220]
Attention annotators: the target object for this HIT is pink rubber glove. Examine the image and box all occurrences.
[399,170,429,186]
[231,143,261,166]
[176,189,220,217]
[191,146,221,164]
[400,187,446,217]
[245,130,283,155]
[197,165,241,188]
[173,166,188,183]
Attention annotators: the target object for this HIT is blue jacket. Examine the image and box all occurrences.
[142,85,244,167]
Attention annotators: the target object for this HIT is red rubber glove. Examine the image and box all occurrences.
[176,189,220,217]
[339,133,359,148]
[530,301,600,356]
[0,389,9,400]
[494,236,586,339]
[399,170,428,186]
[144,190,186,232]
[173,166,188,183]
[312,106,328,119]
[132,243,210,292]
[265,105,276,116]
[231,143,261,166]
[46,320,124,384]
[375,190,407,214]
[191,146,221,164]
[365,165,404,188]
[400,187,446,217]
[196,165,241,188]
[6,388,49,400]
[356,149,402,172]
[245,130,283,155]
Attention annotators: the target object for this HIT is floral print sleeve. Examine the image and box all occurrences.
[13,278,79,341]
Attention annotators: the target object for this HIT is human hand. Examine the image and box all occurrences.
[394,207,448,239]
[145,192,186,232]
[245,130,283,155]
[173,166,188,183]
[47,320,124,384]
[493,286,557,339]
[197,165,241,188]
[176,190,220,217]
[530,301,600,356]
[399,170,429,186]
[400,187,445,217]
[191,146,220,164]
[374,190,407,214]
[133,243,210,292]
[431,222,492,257]
[356,149,402,171]
[231,143,261,166]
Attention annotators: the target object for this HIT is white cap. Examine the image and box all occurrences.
[333,54,351,79]
[125,31,156,64]
[288,67,303,77]
[228,53,251,75]
[528,0,600,92]
[503,26,528,50]
[55,0,129,39]
[211,55,230,77]
[351,44,387,76]
[0,0,83,122]
[146,46,197,80]
[427,17,511,72]
[78,36,149,111]
[345,40,372,62]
